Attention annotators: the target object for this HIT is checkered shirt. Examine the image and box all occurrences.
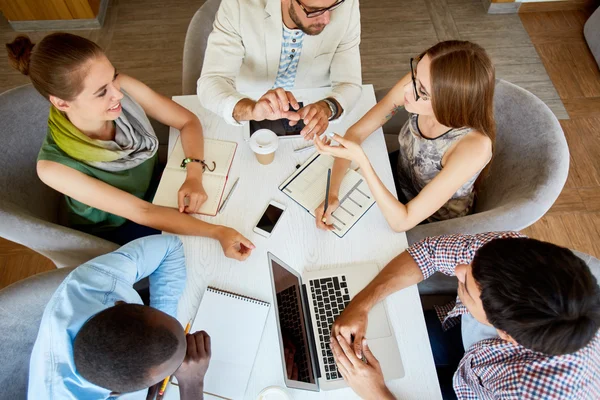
[407,232,600,399]
[273,25,305,90]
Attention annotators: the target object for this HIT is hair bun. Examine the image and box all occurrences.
[6,35,35,76]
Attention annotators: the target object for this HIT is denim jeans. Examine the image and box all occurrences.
[425,310,464,400]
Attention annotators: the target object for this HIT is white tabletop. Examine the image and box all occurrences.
[164,86,441,400]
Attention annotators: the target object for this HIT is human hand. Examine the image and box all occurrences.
[295,101,331,139]
[174,331,212,391]
[252,88,301,122]
[314,133,368,166]
[332,299,369,358]
[315,195,340,231]
[178,174,208,214]
[216,226,255,261]
[331,336,394,400]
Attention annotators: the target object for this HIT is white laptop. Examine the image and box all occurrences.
[267,252,404,391]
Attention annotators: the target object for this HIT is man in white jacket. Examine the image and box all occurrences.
[197,0,362,139]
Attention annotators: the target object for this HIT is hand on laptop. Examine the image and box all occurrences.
[331,336,395,400]
[175,331,212,399]
[332,301,369,358]
[216,227,255,261]
[295,101,331,139]
[251,88,302,122]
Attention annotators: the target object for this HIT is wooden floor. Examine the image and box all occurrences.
[519,5,600,258]
[0,0,598,289]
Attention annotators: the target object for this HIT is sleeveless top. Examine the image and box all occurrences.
[37,131,157,235]
[396,113,483,222]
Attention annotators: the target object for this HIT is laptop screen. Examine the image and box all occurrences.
[269,254,318,390]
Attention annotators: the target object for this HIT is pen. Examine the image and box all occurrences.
[294,144,315,153]
[322,168,331,223]
[218,177,239,214]
[157,321,192,398]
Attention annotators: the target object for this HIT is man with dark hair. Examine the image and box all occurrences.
[28,235,211,399]
[330,232,600,399]
[198,0,362,138]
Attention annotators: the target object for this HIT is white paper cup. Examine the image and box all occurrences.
[256,386,291,400]
[249,129,279,165]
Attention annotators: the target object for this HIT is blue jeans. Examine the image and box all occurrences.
[425,310,464,400]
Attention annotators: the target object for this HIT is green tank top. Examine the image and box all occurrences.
[37,131,157,234]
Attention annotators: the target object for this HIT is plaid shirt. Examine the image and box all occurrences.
[408,232,600,400]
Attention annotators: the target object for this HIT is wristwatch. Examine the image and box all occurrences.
[322,98,338,121]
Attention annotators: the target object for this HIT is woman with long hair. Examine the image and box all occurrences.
[315,40,495,233]
[6,33,253,260]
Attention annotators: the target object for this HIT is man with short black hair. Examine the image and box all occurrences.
[198,0,362,139]
[28,235,211,399]
[331,232,600,399]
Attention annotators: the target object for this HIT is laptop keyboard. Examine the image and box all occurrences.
[309,276,351,381]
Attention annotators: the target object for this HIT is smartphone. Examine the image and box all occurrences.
[248,102,305,139]
[253,201,286,238]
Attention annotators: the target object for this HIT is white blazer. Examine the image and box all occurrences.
[197,0,362,125]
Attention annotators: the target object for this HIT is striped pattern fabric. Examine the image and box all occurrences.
[407,232,600,399]
[273,25,305,90]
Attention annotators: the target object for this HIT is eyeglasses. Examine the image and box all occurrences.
[294,0,345,18]
[410,57,430,102]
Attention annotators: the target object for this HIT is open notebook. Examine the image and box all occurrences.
[189,287,270,400]
[279,153,376,238]
[152,137,237,216]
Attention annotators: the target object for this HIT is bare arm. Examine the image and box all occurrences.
[315,74,411,229]
[119,74,208,213]
[333,251,424,357]
[316,130,492,232]
[37,161,254,260]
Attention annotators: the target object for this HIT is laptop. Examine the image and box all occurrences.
[267,252,404,391]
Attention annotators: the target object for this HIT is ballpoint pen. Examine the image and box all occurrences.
[218,177,239,214]
[322,168,332,223]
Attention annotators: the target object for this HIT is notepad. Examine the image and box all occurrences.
[279,153,376,238]
[152,137,237,216]
[191,287,270,400]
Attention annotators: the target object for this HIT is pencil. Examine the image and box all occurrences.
[157,320,192,398]
[322,168,332,223]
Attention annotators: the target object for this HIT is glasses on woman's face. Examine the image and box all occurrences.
[410,57,430,102]
[294,0,345,18]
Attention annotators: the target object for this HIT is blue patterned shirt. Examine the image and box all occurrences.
[273,25,305,90]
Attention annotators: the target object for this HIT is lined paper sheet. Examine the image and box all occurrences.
[280,153,376,237]
[190,288,270,400]
[152,138,237,216]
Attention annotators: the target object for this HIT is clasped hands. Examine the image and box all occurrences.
[251,88,333,139]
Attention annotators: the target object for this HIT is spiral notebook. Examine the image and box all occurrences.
[190,287,270,400]
[152,137,237,216]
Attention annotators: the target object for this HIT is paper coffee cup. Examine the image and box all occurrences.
[256,386,290,400]
[249,129,279,165]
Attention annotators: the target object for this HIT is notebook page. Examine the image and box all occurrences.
[152,173,226,216]
[167,138,236,177]
[190,289,270,400]
[280,154,375,237]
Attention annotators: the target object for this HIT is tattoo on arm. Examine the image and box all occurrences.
[383,103,403,123]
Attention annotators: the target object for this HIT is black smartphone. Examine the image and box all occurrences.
[250,102,305,137]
